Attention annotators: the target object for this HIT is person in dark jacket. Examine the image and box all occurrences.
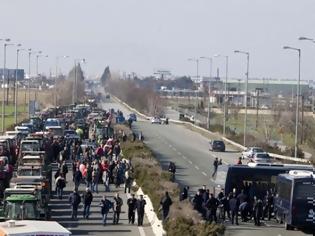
[113,193,123,224]
[100,195,112,225]
[180,186,189,201]
[73,167,82,190]
[127,194,137,224]
[192,190,203,213]
[206,193,219,222]
[69,188,81,220]
[253,197,263,226]
[229,193,239,225]
[55,174,66,199]
[160,191,173,222]
[136,195,146,226]
[82,188,93,219]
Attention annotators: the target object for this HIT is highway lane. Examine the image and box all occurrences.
[102,98,312,236]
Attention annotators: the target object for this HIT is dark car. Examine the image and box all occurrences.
[209,140,225,152]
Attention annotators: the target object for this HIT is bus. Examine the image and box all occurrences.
[275,170,315,232]
[214,163,314,199]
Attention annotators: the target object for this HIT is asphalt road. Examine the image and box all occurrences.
[102,98,312,236]
[50,163,154,236]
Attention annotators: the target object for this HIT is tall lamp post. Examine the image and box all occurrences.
[200,56,213,130]
[214,54,229,136]
[2,39,14,132]
[283,46,301,159]
[14,45,24,124]
[72,58,85,104]
[234,50,250,147]
[188,58,199,122]
[27,49,39,118]
[55,55,69,106]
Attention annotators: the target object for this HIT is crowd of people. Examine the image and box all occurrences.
[187,184,274,226]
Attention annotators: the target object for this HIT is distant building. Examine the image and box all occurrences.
[0,69,25,81]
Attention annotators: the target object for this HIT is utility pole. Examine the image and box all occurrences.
[255,89,260,129]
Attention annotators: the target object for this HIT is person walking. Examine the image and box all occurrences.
[102,169,110,192]
[127,194,137,224]
[55,174,66,199]
[85,163,93,188]
[113,193,123,224]
[212,157,219,178]
[73,167,82,191]
[136,195,146,226]
[69,188,81,220]
[100,195,112,226]
[160,191,173,222]
[92,168,100,193]
[82,188,93,219]
[61,161,68,181]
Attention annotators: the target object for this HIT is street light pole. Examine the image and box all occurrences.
[2,39,13,132]
[200,57,213,130]
[28,49,32,118]
[14,45,23,124]
[188,58,199,123]
[283,46,301,159]
[234,50,250,147]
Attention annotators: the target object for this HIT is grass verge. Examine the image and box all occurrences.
[115,125,225,236]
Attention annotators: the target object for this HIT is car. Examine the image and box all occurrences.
[252,152,272,163]
[242,147,265,159]
[209,140,225,152]
[151,117,161,124]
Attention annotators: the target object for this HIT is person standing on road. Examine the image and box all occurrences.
[127,194,137,224]
[113,193,123,224]
[100,195,112,226]
[229,193,239,225]
[253,197,263,226]
[206,193,219,222]
[55,174,66,199]
[136,195,146,226]
[69,188,81,220]
[82,188,93,219]
[160,191,173,222]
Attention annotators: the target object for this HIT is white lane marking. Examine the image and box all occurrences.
[182,155,187,160]
[138,226,146,236]
[188,160,193,164]
[169,144,172,148]
[202,172,207,176]
[177,151,182,156]
[195,166,200,170]
[172,147,177,151]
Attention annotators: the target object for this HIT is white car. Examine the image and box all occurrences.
[252,152,272,163]
[151,117,161,124]
[242,147,265,159]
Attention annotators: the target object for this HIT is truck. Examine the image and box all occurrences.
[0,186,51,221]
[275,170,315,232]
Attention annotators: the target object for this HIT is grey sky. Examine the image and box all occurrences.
[1,0,315,80]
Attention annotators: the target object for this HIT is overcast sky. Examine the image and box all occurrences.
[1,0,315,80]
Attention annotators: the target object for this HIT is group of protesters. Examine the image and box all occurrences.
[187,184,274,226]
